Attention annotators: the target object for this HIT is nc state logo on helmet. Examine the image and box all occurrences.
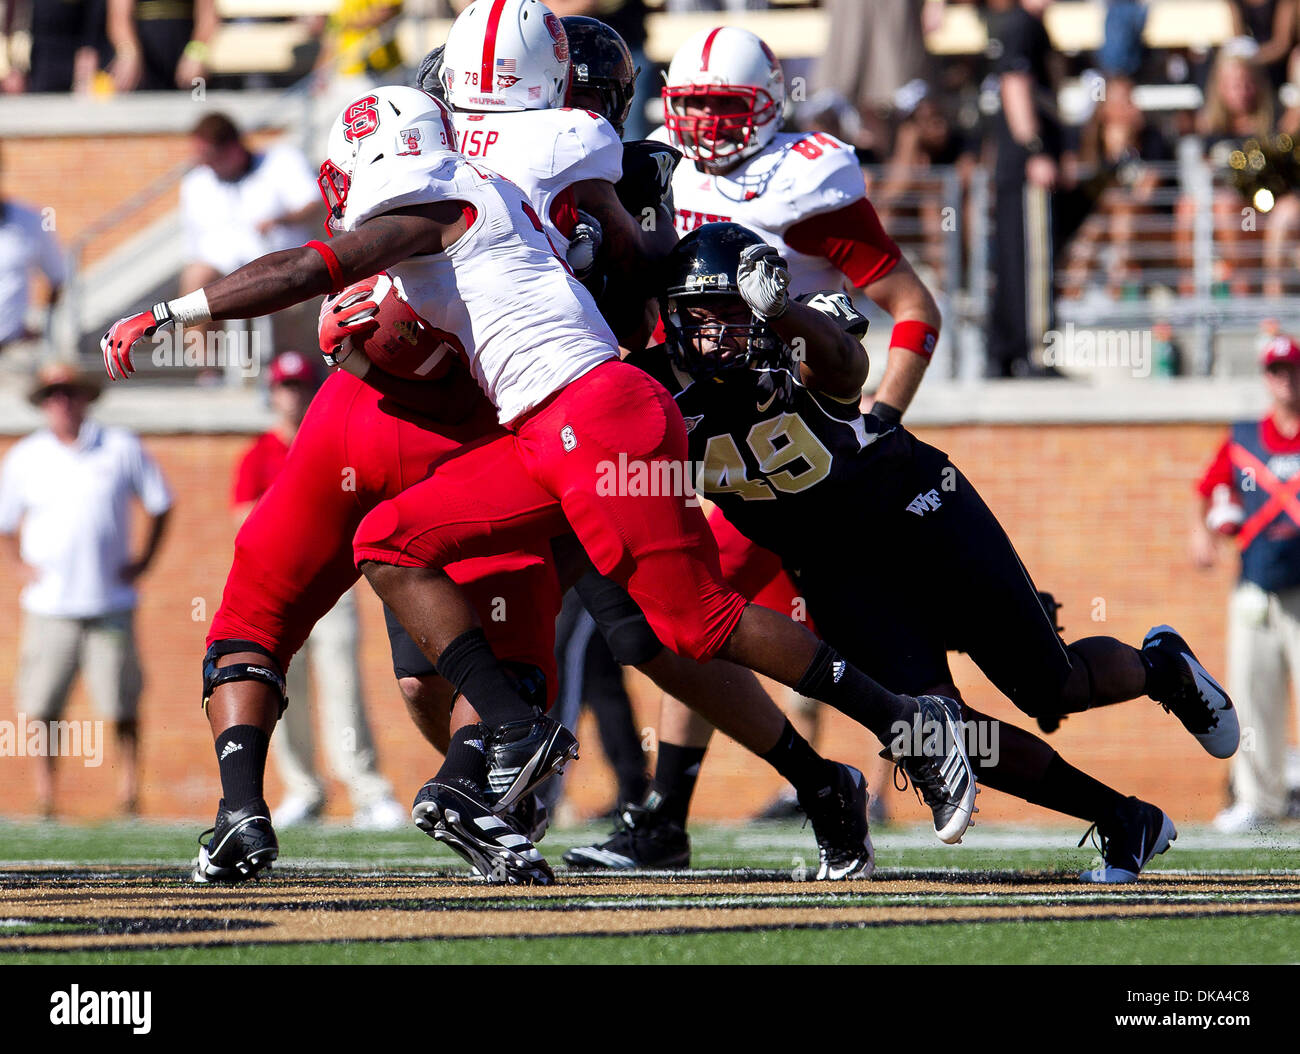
[318,86,458,233]
[663,26,785,171]
[441,0,570,113]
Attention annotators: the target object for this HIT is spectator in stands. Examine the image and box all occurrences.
[1191,335,1300,833]
[987,0,1065,377]
[0,154,66,359]
[1231,0,1300,90]
[107,0,215,91]
[1063,75,1173,300]
[1,0,107,93]
[876,91,976,284]
[1176,42,1276,296]
[231,351,407,830]
[0,362,172,817]
[179,113,326,358]
[313,0,405,91]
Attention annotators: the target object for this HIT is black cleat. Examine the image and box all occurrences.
[503,791,550,844]
[1143,625,1239,759]
[562,802,690,870]
[483,713,579,812]
[798,763,875,881]
[192,798,278,883]
[883,694,978,844]
[1078,796,1177,883]
[412,779,554,885]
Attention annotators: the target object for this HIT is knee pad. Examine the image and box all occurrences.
[202,639,288,717]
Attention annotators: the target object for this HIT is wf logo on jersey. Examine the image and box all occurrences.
[560,425,578,452]
[342,96,380,143]
[906,489,943,516]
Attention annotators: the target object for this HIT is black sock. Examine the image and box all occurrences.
[1025,754,1127,824]
[647,742,707,826]
[214,725,269,812]
[437,629,536,726]
[760,720,838,799]
[794,642,916,746]
[436,724,488,795]
[1140,647,1176,699]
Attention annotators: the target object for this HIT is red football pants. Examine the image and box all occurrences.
[355,359,748,661]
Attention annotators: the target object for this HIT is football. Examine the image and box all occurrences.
[331,272,459,382]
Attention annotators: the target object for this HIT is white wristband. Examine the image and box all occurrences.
[166,289,212,326]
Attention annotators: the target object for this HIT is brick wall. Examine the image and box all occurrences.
[0,422,1256,827]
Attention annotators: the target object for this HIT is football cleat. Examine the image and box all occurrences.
[504,791,551,844]
[562,802,691,870]
[798,763,875,881]
[192,798,278,883]
[883,694,978,844]
[1078,797,1177,883]
[412,779,554,885]
[483,712,579,813]
[1143,625,1239,759]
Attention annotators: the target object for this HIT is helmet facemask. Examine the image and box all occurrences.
[317,160,352,235]
[663,85,779,171]
[660,292,783,379]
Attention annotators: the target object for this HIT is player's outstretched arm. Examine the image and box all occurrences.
[859,256,941,421]
[774,301,867,400]
[102,206,464,379]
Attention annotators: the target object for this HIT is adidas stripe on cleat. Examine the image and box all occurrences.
[884,694,978,845]
[483,713,579,812]
[412,779,554,885]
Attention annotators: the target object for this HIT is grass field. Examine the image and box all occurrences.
[1,819,1298,965]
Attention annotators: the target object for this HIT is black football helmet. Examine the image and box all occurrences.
[562,16,639,136]
[659,222,785,378]
[413,44,448,105]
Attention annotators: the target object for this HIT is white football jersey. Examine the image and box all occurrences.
[347,151,618,424]
[651,128,869,294]
[450,107,623,253]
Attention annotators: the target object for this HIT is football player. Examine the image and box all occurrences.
[591,223,1238,882]
[103,83,975,881]
[608,23,946,850]
[413,13,889,879]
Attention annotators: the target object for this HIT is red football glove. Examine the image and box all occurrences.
[102,305,174,380]
[318,276,382,371]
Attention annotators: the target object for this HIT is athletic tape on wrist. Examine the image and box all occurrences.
[164,289,211,326]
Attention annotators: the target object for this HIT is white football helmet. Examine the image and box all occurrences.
[318,86,459,232]
[663,26,785,171]
[440,0,570,113]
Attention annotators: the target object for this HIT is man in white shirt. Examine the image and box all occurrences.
[179,113,326,358]
[0,363,172,816]
[0,189,66,353]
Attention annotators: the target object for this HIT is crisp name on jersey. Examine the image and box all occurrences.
[458,128,500,157]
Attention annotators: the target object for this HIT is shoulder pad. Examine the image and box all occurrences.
[746,132,866,232]
[539,108,624,189]
[617,140,682,216]
[795,290,870,338]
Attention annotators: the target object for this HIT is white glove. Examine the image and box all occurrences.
[566,210,603,279]
[736,243,790,320]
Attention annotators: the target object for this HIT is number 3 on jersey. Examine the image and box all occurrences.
[702,413,833,501]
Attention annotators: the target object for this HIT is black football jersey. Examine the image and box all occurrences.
[628,292,907,561]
